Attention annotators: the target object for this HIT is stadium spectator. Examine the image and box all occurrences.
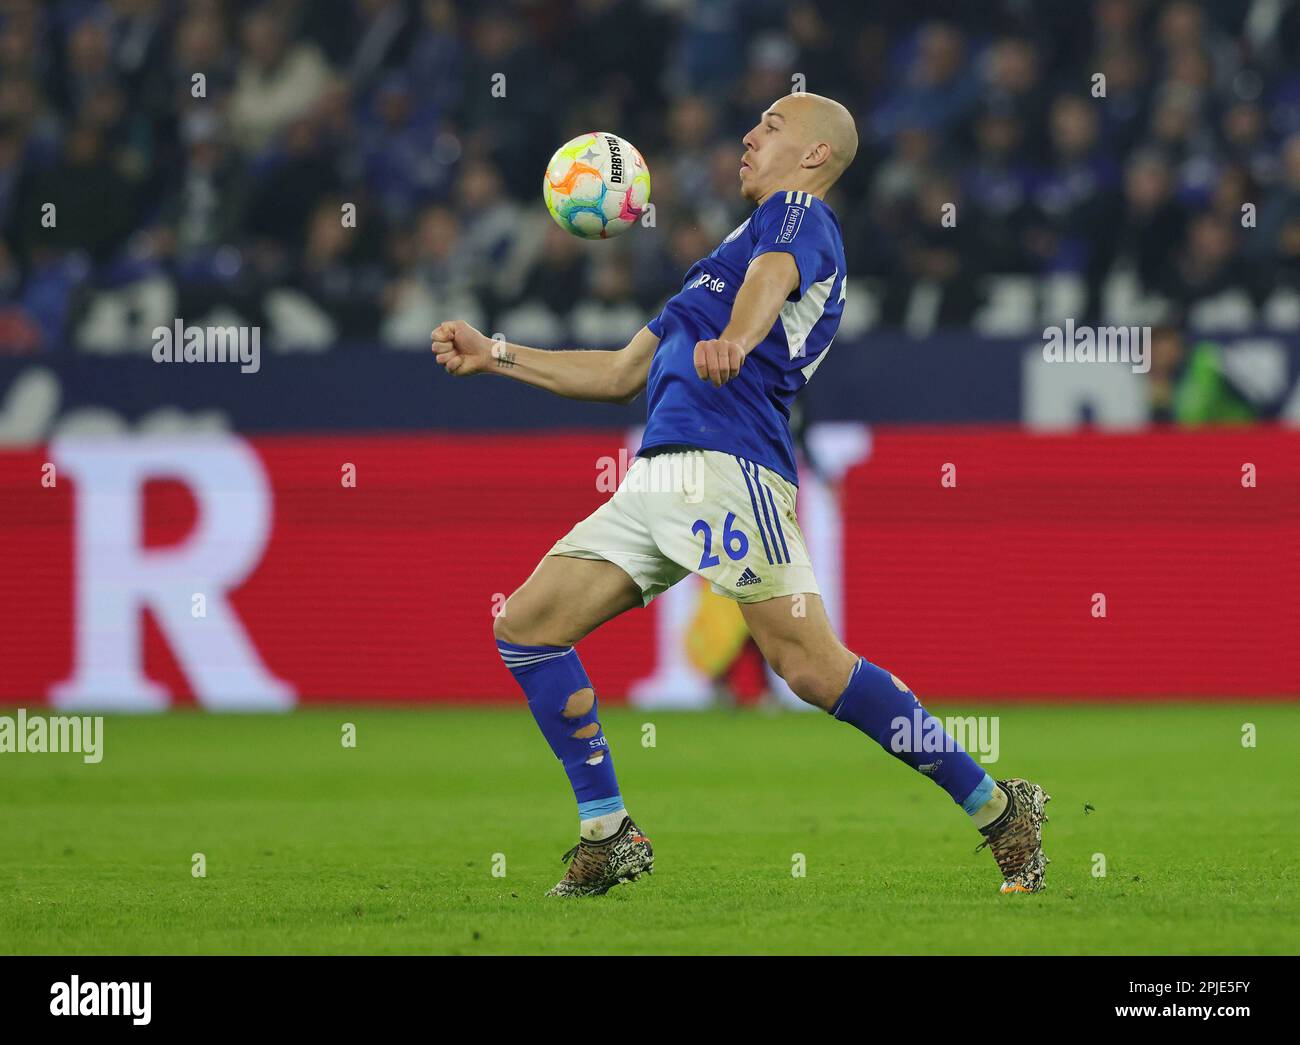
[1097,149,1188,299]
[870,22,979,144]
[228,6,332,154]
[978,36,1046,161]
[1159,211,1264,318]
[1255,133,1300,292]
[962,105,1035,274]
[147,110,251,271]
[889,173,982,327]
[289,195,388,341]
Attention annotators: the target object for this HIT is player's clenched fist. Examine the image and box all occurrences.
[693,338,746,387]
[431,320,494,376]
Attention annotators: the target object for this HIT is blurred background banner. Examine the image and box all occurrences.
[1,0,1299,707]
[2,426,1297,706]
[4,330,1300,436]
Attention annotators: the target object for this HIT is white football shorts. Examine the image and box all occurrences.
[548,447,820,606]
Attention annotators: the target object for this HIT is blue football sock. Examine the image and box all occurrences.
[830,658,994,815]
[497,640,622,819]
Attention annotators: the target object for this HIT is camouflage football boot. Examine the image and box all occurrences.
[546,817,654,897]
[975,778,1051,893]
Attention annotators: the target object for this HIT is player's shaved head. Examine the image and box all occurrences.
[739,93,859,203]
[777,93,859,182]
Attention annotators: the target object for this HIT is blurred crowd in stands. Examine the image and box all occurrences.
[3,0,1300,354]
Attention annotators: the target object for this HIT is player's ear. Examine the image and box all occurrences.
[802,141,830,169]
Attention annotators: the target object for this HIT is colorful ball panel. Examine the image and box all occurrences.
[543,132,651,240]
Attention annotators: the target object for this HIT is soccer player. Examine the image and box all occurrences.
[432,93,1050,896]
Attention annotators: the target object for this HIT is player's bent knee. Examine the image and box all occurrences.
[768,652,807,696]
[492,594,580,649]
[787,672,833,708]
[492,596,551,647]
[769,651,838,710]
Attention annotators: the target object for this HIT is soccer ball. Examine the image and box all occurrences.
[543,132,651,240]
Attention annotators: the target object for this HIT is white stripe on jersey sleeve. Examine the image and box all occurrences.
[800,344,832,381]
[779,268,837,360]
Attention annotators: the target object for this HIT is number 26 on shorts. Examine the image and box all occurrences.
[691,512,749,570]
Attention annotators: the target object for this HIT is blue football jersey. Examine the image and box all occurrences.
[640,190,847,485]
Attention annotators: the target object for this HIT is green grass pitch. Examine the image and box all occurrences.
[2,704,1297,955]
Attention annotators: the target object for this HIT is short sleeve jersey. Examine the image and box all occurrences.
[641,190,847,484]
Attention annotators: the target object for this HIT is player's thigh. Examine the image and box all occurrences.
[739,593,856,709]
[494,554,642,647]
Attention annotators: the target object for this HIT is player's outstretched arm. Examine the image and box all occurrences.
[431,321,658,404]
[694,251,800,387]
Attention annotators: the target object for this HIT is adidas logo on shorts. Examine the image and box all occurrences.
[735,567,762,587]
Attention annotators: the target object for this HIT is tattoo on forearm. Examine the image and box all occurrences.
[491,343,517,369]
